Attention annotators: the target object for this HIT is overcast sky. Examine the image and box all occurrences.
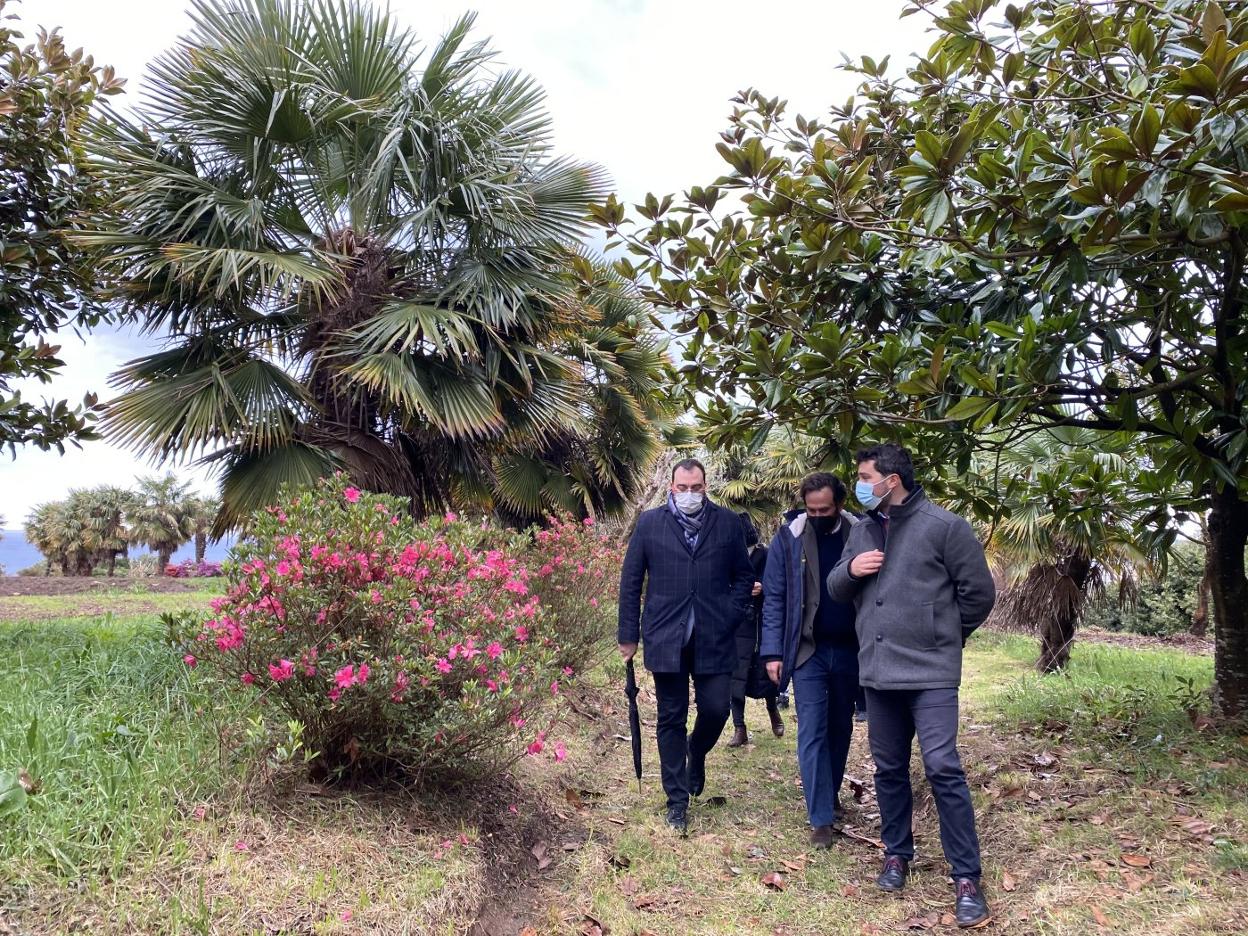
[0,0,933,527]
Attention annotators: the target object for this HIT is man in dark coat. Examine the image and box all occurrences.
[828,444,996,929]
[727,513,783,748]
[618,458,755,834]
[759,473,860,849]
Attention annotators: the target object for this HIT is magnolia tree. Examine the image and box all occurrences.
[597,0,1248,719]
[178,475,617,778]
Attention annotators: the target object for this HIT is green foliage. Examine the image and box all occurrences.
[128,473,197,568]
[179,474,617,779]
[0,0,123,454]
[1085,542,1207,637]
[80,0,678,532]
[598,0,1248,715]
[0,615,236,883]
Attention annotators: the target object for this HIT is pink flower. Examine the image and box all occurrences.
[334,665,356,689]
[486,641,504,660]
[550,681,560,696]
[341,910,353,922]
[356,663,370,684]
[328,687,342,702]
[183,654,197,668]
[445,511,458,522]
[241,672,256,685]
[514,625,529,643]
[485,679,499,692]
[268,659,295,682]
[435,658,452,674]
[554,741,568,763]
[234,840,250,851]
[562,666,574,677]
[343,487,361,503]
[526,731,547,756]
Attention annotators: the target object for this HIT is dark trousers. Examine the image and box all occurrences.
[652,643,731,810]
[864,687,982,879]
[730,687,779,728]
[791,642,858,827]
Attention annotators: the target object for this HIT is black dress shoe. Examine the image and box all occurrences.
[876,855,909,892]
[665,805,688,835]
[809,825,834,850]
[727,725,748,748]
[954,877,991,928]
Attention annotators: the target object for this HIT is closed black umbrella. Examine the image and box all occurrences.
[624,658,642,791]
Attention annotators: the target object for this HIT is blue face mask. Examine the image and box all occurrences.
[856,477,890,510]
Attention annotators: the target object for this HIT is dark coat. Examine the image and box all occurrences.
[618,501,755,674]
[827,488,996,690]
[759,511,859,693]
[730,544,775,700]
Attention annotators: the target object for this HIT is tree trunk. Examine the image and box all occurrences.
[1036,554,1092,674]
[44,558,52,577]
[1207,486,1248,720]
[159,547,174,572]
[195,532,207,564]
[107,551,117,577]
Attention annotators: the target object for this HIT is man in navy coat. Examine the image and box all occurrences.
[618,458,755,833]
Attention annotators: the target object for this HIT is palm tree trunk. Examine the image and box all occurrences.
[158,547,174,572]
[195,532,207,564]
[1036,555,1092,674]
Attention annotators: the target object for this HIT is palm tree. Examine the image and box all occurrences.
[79,0,673,532]
[708,429,828,531]
[187,494,220,563]
[25,500,73,575]
[970,428,1171,673]
[79,486,135,576]
[129,474,196,571]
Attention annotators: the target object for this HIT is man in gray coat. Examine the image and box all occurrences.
[828,444,995,930]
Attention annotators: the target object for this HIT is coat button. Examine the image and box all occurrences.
[875,598,883,606]
[876,635,883,642]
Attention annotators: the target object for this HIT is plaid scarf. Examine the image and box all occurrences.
[667,492,706,550]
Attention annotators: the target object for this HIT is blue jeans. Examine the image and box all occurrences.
[791,642,859,828]
[865,687,982,879]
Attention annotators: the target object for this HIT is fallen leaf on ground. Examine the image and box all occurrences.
[1001,870,1017,892]
[760,871,786,891]
[1089,814,1107,825]
[618,876,638,896]
[1034,751,1057,767]
[781,854,807,872]
[1178,817,1215,836]
[565,788,585,809]
[606,817,626,825]
[940,913,956,926]
[531,842,552,871]
[608,853,631,869]
[1092,906,1109,927]
[847,776,868,802]
[1121,853,1152,868]
[842,883,859,897]
[900,911,938,929]
[1122,870,1154,893]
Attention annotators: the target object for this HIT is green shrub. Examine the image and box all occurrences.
[176,475,618,780]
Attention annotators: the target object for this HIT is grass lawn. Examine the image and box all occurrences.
[1,589,1245,935]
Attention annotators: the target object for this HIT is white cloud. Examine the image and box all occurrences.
[0,0,931,525]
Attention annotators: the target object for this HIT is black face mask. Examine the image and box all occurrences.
[808,514,839,535]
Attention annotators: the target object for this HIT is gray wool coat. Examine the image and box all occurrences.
[827,488,995,691]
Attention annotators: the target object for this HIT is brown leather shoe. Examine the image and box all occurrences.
[810,825,834,849]
[727,725,748,748]
[768,705,785,738]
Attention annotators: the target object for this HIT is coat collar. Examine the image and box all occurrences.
[870,486,927,523]
[663,498,721,551]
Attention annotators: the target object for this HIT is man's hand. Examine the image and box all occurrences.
[850,549,885,578]
[618,642,638,661]
[751,580,763,597]
[766,660,783,685]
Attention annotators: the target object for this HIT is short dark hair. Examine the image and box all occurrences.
[799,472,847,503]
[738,511,760,548]
[671,458,707,482]
[855,443,915,490]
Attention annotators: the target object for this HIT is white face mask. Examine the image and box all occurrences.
[673,491,705,514]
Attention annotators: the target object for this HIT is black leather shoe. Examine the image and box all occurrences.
[876,855,909,892]
[810,825,834,850]
[954,877,991,928]
[727,725,748,748]
[665,805,688,835]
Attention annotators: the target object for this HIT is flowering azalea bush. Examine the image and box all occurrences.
[182,475,617,778]
[165,559,224,578]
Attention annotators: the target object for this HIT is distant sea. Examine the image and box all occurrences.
[0,529,237,575]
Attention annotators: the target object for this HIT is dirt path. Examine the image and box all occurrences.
[0,576,210,596]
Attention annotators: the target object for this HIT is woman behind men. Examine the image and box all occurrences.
[727,513,785,747]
